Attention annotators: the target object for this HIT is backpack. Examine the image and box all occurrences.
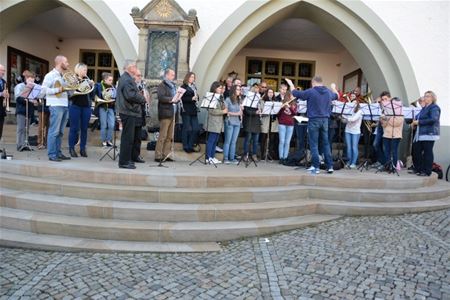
[432,163,443,179]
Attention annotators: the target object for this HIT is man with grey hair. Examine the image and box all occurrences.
[42,55,71,161]
[155,68,177,162]
[116,60,146,169]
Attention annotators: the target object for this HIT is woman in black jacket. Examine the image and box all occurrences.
[180,72,199,153]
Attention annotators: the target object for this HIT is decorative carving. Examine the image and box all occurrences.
[155,0,172,18]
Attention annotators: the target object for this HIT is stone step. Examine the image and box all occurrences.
[0,159,437,189]
[0,207,341,242]
[0,188,317,221]
[0,229,221,252]
[1,172,449,204]
[2,189,449,222]
[315,198,450,216]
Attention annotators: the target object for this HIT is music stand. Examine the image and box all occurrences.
[357,103,380,172]
[376,99,402,176]
[19,84,41,152]
[332,101,352,168]
[238,92,260,168]
[190,92,219,168]
[100,114,119,161]
[262,101,281,163]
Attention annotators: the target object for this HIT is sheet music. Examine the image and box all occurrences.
[360,103,382,120]
[171,87,186,103]
[27,84,43,100]
[242,92,260,108]
[297,100,307,114]
[262,101,282,115]
[332,102,355,115]
[382,99,403,116]
[200,92,219,109]
[403,107,422,119]
[294,116,309,123]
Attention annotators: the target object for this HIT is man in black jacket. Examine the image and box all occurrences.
[155,68,177,162]
[116,60,146,169]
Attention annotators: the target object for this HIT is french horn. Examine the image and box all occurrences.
[95,87,116,107]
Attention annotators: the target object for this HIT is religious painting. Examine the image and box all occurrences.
[342,69,363,93]
[146,30,179,79]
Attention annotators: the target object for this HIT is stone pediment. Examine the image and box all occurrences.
[131,0,199,35]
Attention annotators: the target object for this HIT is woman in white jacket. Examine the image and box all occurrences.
[343,96,363,169]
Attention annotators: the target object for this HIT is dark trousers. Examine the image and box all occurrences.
[0,118,4,141]
[181,114,199,151]
[414,140,435,175]
[383,137,400,166]
[295,123,307,153]
[119,114,141,165]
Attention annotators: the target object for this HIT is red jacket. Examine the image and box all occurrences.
[278,103,297,126]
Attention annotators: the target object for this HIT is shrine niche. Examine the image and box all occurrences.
[131,0,199,85]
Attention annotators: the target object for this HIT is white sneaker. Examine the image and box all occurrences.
[349,164,356,169]
[327,168,334,174]
[306,166,316,172]
[102,141,107,147]
[224,160,231,165]
[207,158,214,165]
[215,146,223,153]
[212,157,222,164]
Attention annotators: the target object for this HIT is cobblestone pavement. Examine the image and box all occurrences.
[1,209,449,300]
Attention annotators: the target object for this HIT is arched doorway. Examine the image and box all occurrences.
[193,0,419,103]
[0,0,136,71]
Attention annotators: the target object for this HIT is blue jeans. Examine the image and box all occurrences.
[244,132,259,155]
[345,132,360,165]
[206,132,219,159]
[223,123,240,161]
[278,124,294,159]
[383,137,400,166]
[308,118,333,169]
[181,114,199,151]
[69,104,91,150]
[295,123,307,153]
[373,125,385,164]
[99,107,115,142]
[48,106,69,159]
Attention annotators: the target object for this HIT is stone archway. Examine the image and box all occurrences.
[0,0,136,71]
[193,0,420,103]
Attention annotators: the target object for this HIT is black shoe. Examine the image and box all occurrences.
[279,159,284,165]
[417,172,430,177]
[69,149,78,158]
[49,157,62,162]
[154,158,162,162]
[133,157,145,163]
[80,149,88,157]
[407,169,416,174]
[165,157,175,162]
[119,163,136,169]
[59,154,71,160]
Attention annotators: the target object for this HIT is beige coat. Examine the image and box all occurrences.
[381,116,404,139]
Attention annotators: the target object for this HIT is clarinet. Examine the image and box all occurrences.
[192,83,200,112]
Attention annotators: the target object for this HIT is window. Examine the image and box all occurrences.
[79,50,119,83]
[245,57,315,91]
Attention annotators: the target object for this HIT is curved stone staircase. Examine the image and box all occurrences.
[1,160,449,252]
